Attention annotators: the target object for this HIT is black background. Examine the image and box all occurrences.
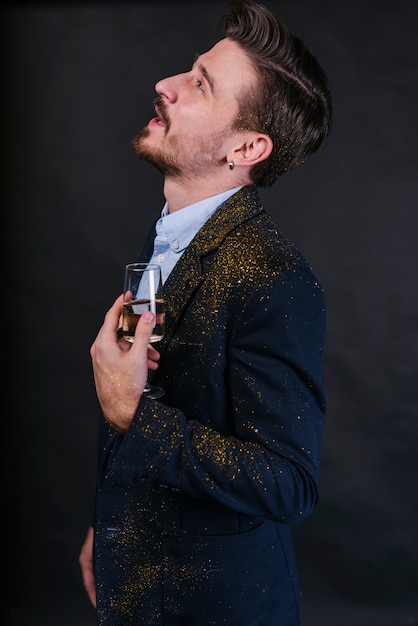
[3,1,418,624]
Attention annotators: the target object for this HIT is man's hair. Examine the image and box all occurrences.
[219,0,333,186]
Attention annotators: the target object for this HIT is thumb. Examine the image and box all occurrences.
[132,311,156,348]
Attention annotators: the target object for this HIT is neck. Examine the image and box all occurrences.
[163,172,250,213]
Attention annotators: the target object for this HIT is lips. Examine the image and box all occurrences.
[154,98,169,126]
[149,116,165,128]
[148,106,166,128]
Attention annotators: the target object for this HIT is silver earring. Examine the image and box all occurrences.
[229,161,234,170]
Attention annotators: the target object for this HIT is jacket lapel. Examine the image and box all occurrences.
[157,185,263,352]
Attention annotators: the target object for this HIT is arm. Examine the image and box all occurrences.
[80,298,161,601]
[105,265,326,524]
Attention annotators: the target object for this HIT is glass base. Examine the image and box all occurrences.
[143,384,165,400]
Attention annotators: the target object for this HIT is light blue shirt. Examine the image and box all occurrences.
[150,187,242,284]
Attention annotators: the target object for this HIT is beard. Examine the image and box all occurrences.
[131,96,183,177]
[132,127,234,180]
[131,127,182,177]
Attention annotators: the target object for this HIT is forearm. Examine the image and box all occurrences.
[101,396,321,524]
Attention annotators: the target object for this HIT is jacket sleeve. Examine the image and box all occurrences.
[104,262,326,525]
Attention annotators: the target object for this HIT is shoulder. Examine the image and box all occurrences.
[225,208,320,281]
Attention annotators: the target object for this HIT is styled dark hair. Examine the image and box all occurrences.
[219,0,333,186]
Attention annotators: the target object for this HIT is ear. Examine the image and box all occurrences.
[229,132,273,167]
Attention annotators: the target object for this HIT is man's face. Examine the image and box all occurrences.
[132,38,258,177]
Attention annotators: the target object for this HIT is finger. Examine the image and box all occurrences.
[103,294,124,333]
[147,344,161,360]
[91,294,124,357]
[100,294,124,340]
[147,358,159,371]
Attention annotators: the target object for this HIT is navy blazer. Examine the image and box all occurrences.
[93,185,326,625]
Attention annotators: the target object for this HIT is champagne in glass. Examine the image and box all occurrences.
[122,297,165,343]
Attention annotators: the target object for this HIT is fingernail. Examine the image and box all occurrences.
[142,312,155,323]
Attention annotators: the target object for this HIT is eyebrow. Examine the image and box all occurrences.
[193,53,215,95]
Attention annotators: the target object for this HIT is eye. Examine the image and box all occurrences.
[189,56,206,92]
[194,77,205,92]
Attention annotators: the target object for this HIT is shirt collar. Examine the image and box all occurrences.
[157,187,242,254]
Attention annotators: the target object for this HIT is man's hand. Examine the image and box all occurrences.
[79,526,96,608]
[90,294,160,433]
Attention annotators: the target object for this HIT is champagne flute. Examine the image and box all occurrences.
[122,262,165,399]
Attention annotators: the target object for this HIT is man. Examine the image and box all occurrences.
[79,1,332,624]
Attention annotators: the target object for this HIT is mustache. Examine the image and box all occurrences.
[153,96,170,127]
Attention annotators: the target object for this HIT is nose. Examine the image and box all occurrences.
[155,75,179,103]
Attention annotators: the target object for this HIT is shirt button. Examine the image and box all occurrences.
[158,254,164,262]
[172,240,179,250]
